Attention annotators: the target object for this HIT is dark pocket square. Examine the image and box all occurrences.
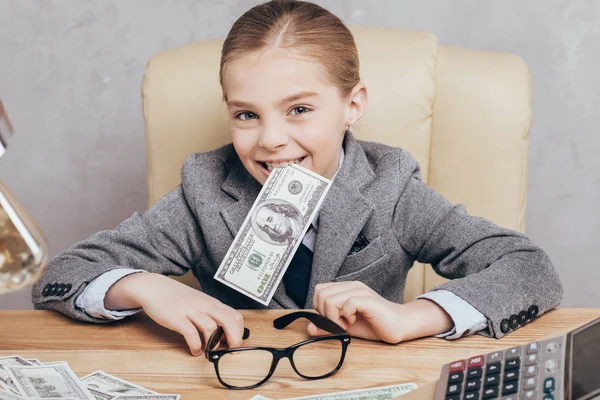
[348,232,370,255]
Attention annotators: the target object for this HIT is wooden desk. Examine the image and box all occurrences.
[1,309,598,399]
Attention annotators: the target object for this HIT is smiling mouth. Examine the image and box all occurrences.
[258,156,306,171]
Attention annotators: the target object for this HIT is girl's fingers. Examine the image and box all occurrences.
[323,288,373,325]
[341,295,380,324]
[314,281,371,316]
[313,282,347,314]
[207,309,245,349]
[187,311,218,352]
[178,319,207,356]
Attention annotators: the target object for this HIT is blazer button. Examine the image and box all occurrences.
[509,314,520,329]
[501,319,511,334]
[528,305,539,319]
[65,283,72,293]
[42,284,52,296]
[49,283,59,295]
[56,284,65,296]
[518,311,529,325]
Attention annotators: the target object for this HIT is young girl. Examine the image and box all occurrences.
[33,0,563,357]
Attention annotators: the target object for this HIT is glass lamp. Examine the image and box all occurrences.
[0,98,49,294]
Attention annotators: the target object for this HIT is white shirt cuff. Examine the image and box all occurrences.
[417,289,488,340]
[75,269,147,320]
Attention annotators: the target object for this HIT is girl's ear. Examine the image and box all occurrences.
[346,81,368,128]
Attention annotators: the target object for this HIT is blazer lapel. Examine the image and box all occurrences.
[220,159,262,237]
[304,133,376,308]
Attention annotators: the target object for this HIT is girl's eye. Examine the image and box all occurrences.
[290,106,310,115]
[235,111,258,121]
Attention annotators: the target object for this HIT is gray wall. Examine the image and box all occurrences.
[0,0,598,309]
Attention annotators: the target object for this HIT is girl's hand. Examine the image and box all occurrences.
[106,272,245,356]
[308,281,454,343]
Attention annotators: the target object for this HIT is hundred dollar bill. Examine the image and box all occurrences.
[0,356,32,394]
[25,359,43,366]
[87,387,116,400]
[0,390,74,400]
[80,371,156,397]
[284,382,418,399]
[214,163,332,305]
[112,396,180,400]
[6,362,94,400]
[0,390,75,400]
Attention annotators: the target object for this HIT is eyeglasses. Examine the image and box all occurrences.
[204,311,351,390]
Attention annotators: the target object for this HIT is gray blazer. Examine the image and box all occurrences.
[32,132,563,339]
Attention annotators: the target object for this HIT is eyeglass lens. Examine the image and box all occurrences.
[215,338,344,388]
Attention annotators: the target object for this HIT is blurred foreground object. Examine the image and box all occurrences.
[0,98,49,294]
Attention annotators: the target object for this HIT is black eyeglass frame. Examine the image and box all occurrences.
[204,311,351,390]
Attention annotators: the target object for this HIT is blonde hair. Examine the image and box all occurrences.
[220,0,360,100]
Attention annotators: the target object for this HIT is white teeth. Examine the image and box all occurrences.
[264,157,303,170]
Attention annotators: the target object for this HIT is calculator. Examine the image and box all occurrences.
[433,316,600,400]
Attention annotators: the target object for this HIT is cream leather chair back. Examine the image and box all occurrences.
[141,27,532,303]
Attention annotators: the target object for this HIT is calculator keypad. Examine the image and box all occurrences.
[435,336,566,400]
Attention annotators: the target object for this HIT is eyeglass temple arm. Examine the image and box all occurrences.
[272,311,346,334]
[205,327,251,350]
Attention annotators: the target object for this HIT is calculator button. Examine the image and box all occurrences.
[545,359,559,374]
[484,373,500,387]
[482,386,499,399]
[546,341,560,353]
[522,390,538,400]
[504,369,519,382]
[502,381,519,395]
[527,342,540,354]
[506,358,521,370]
[525,365,538,377]
[505,347,522,359]
[525,353,539,365]
[449,360,466,372]
[487,351,503,363]
[446,382,462,395]
[503,396,518,400]
[486,362,502,375]
[466,379,482,392]
[468,355,485,369]
[542,395,554,400]
[465,391,479,400]
[448,371,464,384]
[524,376,538,389]
[467,368,483,379]
[446,396,460,400]
[544,377,555,393]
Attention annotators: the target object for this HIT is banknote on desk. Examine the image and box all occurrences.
[0,356,179,400]
[249,382,418,400]
[214,163,332,305]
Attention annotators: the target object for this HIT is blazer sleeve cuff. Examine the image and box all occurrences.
[75,268,146,320]
[417,290,488,340]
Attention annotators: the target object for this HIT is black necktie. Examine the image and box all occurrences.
[282,242,314,308]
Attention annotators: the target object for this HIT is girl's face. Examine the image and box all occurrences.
[222,48,366,185]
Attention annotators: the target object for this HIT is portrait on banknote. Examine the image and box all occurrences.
[251,199,304,245]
